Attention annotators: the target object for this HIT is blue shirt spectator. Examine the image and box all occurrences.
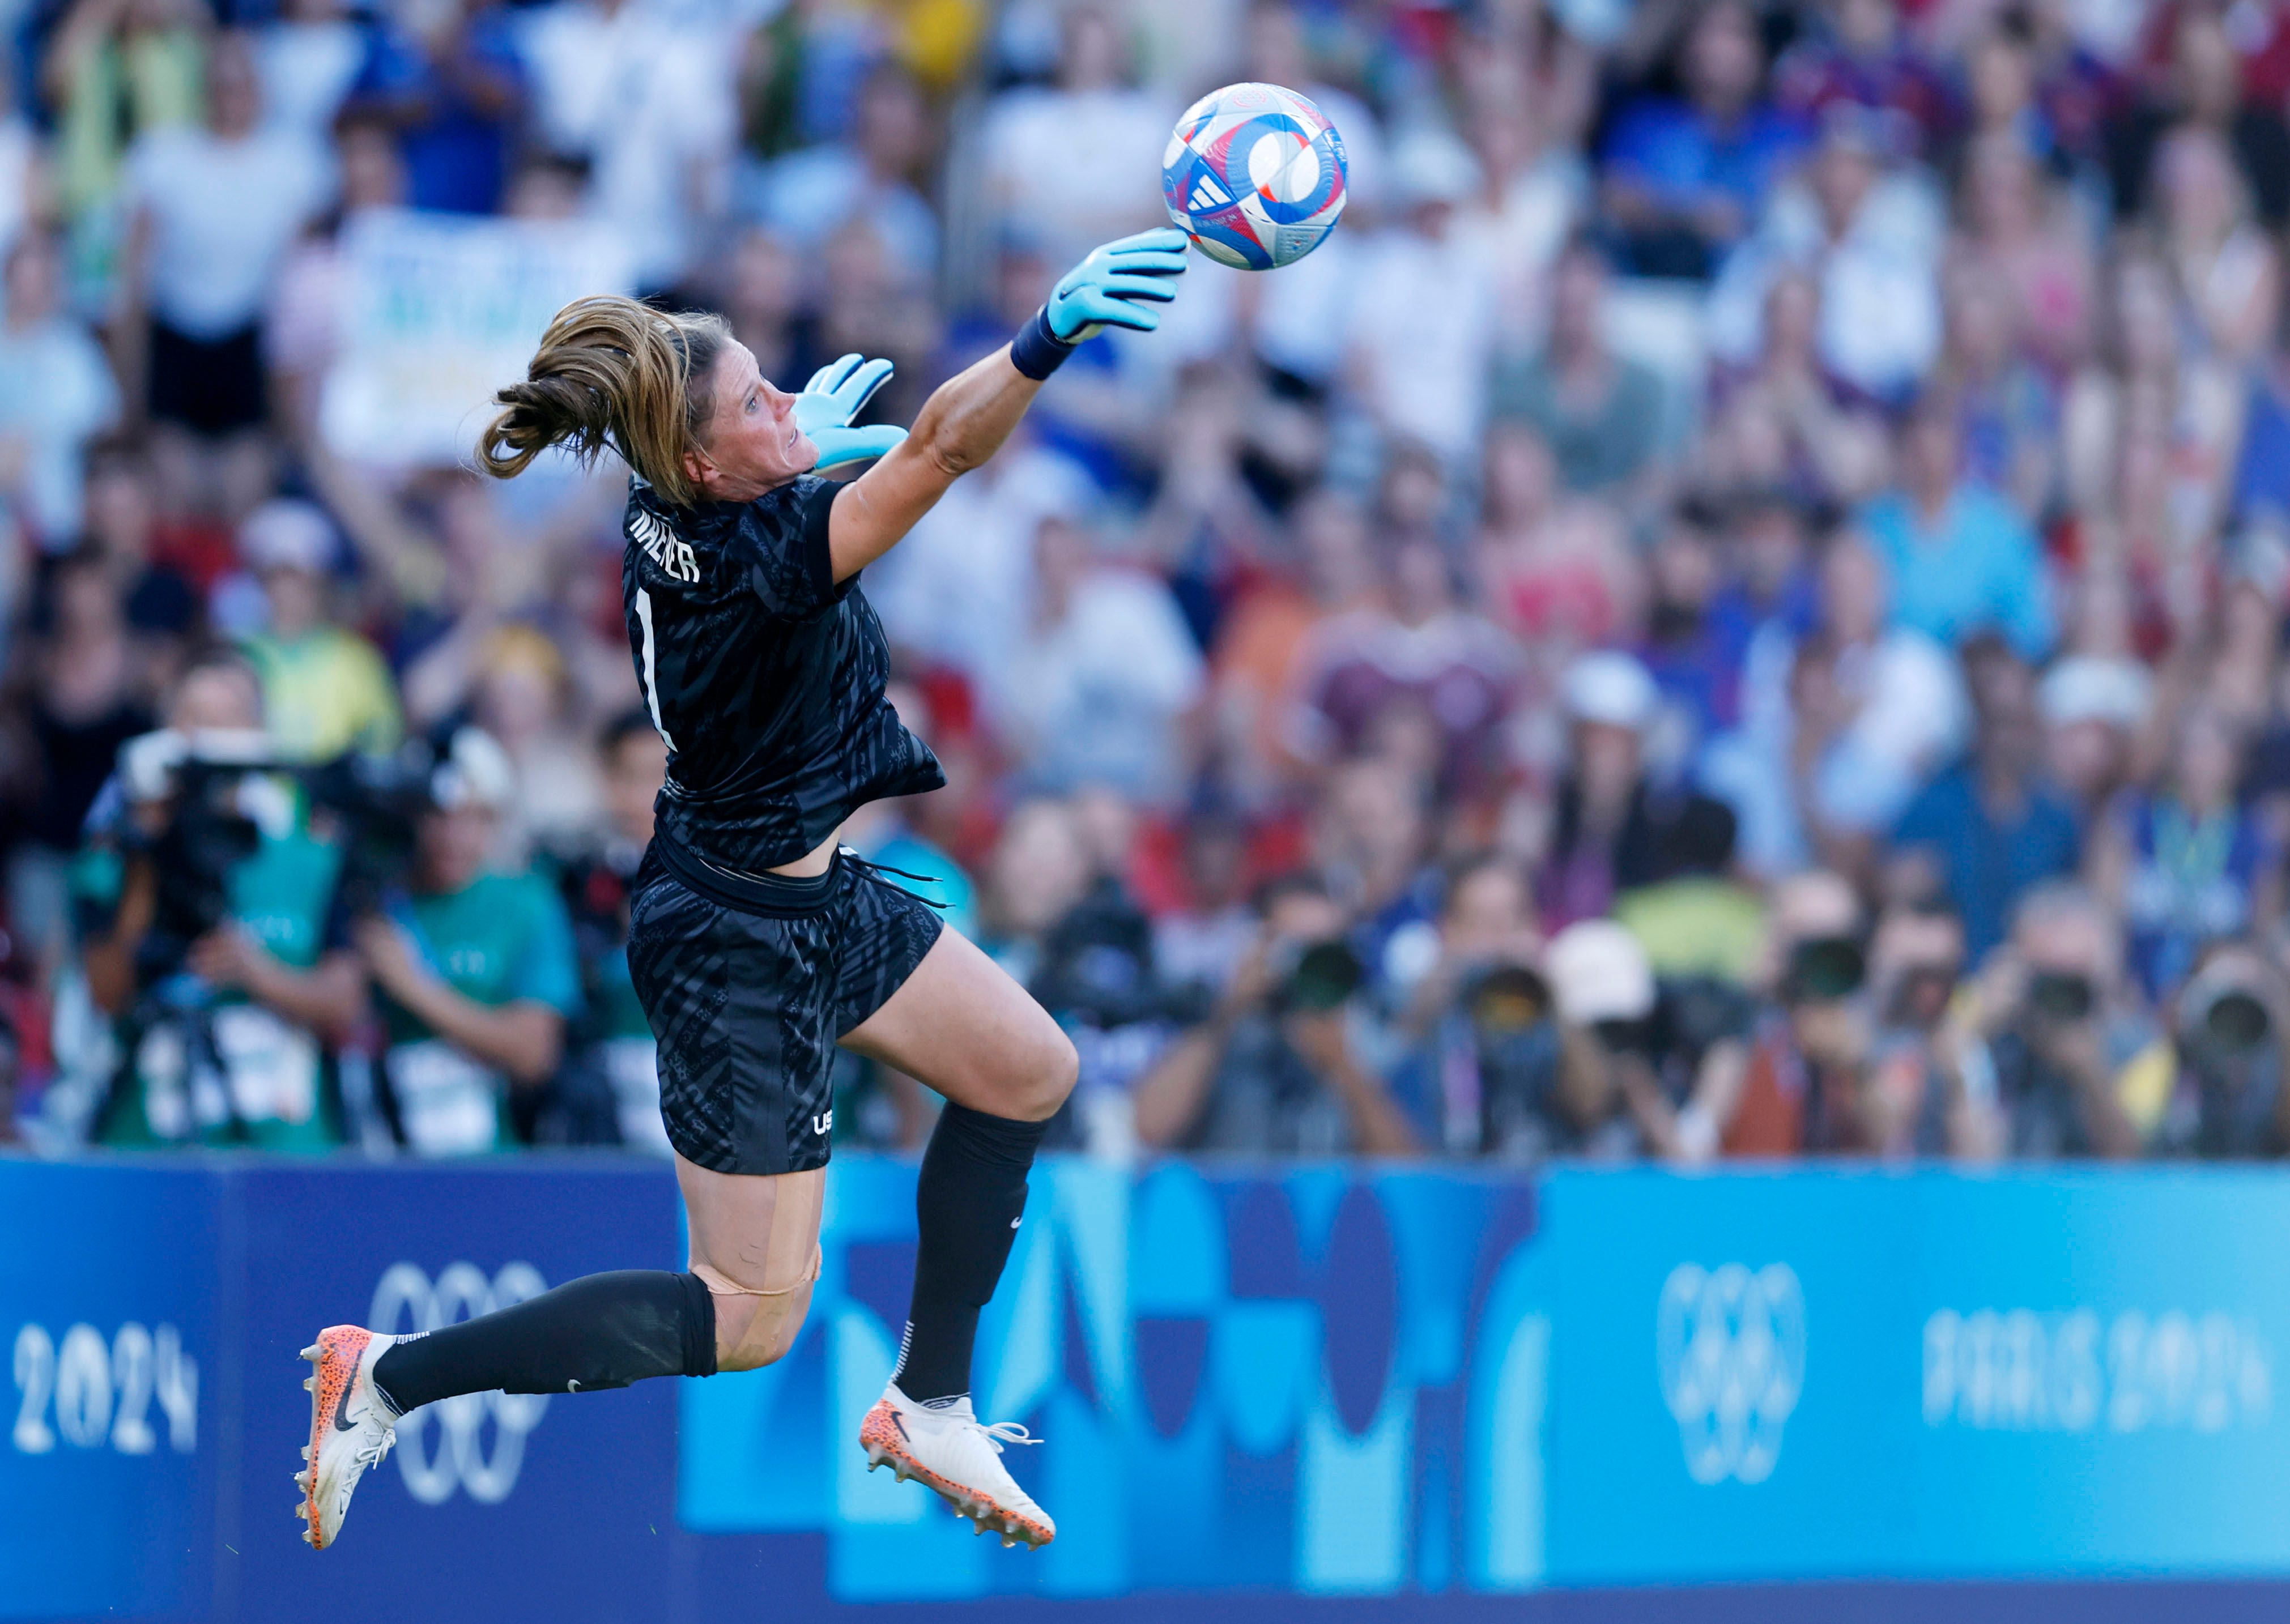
[355,5,525,216]
[1859,402,2052,660]
[1891,643,2077,959]
[1600,0,1810,279]
[1893,764,2079,961]
[2232,360,2290,528]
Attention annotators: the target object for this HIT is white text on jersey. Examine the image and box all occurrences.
[630,507,700,584]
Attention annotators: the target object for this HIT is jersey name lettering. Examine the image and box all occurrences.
[630,507,700,584]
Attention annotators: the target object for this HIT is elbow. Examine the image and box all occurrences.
[921,434,984,480]
[504,1014,565,1089]
[909,410,985,480]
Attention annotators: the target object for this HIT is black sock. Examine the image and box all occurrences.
[370,1270,716,1414]
[892,1103,1049,1404]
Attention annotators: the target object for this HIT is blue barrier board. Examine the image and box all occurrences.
[8,1154,2290,1621]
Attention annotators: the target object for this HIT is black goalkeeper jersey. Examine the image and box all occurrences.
[620,474,944,871]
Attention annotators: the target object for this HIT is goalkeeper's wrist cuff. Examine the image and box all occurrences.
[1010,306,1076,380]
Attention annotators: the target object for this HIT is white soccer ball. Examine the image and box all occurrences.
[1161,82,1349,271]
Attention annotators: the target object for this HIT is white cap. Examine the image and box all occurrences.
[1563,650,1659,731]
[431,726,516,811]
[2038,656,2151,730]
[240,500,337,576]
[1387,126,1482,208]
[1545,919,1655,1025]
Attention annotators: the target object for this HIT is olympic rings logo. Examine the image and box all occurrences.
[367,1262,550,1506]
[1655,1263,1806,1486]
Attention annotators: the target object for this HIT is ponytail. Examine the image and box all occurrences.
[478,296,733,509]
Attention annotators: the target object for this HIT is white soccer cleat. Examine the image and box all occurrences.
[858,1383,1055,1548]
[296,1325,402,1550]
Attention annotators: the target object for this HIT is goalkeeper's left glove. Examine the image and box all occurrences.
[794,353,907,471]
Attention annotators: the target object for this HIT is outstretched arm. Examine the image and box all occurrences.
[825,228,1188,582]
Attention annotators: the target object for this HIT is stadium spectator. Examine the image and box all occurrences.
[356,728,580,1154]
[2092,704,2278,1003]
[1296,481,1519,796]
[746,65,938,283]
[1345,127,1496,467]
[2152,943,2290,1158]
[1475,420,1637,667]
[0,232,122,551]
[1859,393,2054,660]
[1704,104,1943,402]
[1488,238,1667,498]
[1702,268,1891,506]
[545,709,669,1151]
[1947,134,2095,380]
[1132,872,1417,1156]
[1705,528,1966,876]
[257,0,376,145]
[1537,652,1682,930]
[2038,654,2151,820]
[42,0,206,228]
[986,515,1203,804]
[232,500,399,762]
[120,33,333,531]
[2,553,154,974]
[1772,0,1955,158]
[357,0,525,216]
[1945,882,2152,1159]
[1891,638,2081,960]
[1599,0,1808,280]
[76,650,360,1148]
[981,2,1168,262]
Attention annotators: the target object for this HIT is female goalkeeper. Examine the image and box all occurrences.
[294,228,1190,1554]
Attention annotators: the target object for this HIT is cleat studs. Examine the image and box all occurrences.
[1003,1534,1017,1548]
[301,1346,320,1361]
[300,1446,310,1461]
[303,1377,314,1391]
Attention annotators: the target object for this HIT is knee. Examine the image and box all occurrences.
[1008,1025,1078,1122]
[711,1294,811,1373]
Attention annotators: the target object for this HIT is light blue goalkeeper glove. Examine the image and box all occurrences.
[794,353,907,471]
[1046,227,1190,342]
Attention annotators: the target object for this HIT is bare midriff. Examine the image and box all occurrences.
[768,829,841,879]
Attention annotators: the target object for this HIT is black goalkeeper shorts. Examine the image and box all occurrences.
[626,834,944,1175]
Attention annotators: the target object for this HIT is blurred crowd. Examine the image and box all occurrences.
[6,0,2290,1164]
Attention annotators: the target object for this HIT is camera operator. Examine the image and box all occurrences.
[77,651,362,1148]
[2151,944,2290,1158]
[1474,919,1653,1162]
[355,727,581,1156]
[1722,872,1972,1157]
[1946,883,2149,1160]
[1393,853,1546,1153]
[1131,874,1418,1157]
[1500,920,1756,1164]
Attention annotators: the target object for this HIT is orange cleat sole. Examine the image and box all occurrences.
[297,1326,373,1550]
[858,1400,1054,1549]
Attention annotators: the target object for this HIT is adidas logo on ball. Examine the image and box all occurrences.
[1161,82,1348,272]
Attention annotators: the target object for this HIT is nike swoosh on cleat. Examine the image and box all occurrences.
[331,1387,360,1433]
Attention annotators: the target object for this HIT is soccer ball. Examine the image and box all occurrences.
[1162,82,1348,271]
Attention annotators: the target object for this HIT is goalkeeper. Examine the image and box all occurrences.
[290,229,1189,1556]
